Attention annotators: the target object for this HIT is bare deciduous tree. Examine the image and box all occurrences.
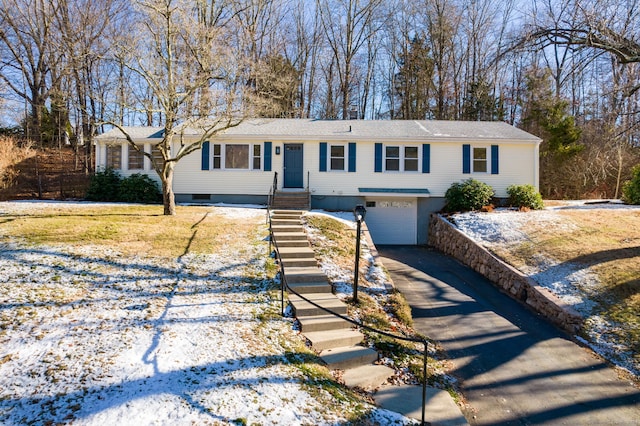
[0,0,63,144]
[317,0,383,119]
[111,0,249,215]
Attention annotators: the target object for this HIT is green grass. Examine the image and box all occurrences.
[0,205,262,258]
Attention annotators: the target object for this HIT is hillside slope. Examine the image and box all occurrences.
[450,201,640,377]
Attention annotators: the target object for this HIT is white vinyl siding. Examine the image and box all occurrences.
[168,138,539,198]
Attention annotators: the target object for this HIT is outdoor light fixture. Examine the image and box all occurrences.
[275,146,281,155]
[352,204,367,303]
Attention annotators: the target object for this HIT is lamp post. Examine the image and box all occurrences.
[353,204,367,304]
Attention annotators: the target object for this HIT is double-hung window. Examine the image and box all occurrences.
[128,144,144,170]
[151,144,165,169]
[330,145,346,171]
[385,145,419,172]
[253,144,262,169]
[473,147,487,173]
[106,145,121,169]
[212,144,262,170]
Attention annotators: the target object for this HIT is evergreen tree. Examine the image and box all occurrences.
[521,69,583,198]
[462,78,504,121]
[394,36,435,119]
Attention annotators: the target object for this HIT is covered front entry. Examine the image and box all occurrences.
[284,144,304,188]
[364,198,417,245]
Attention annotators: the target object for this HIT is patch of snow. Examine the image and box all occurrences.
[450,205,639,377]
[0,201,417,425]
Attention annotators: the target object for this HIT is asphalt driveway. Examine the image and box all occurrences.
[378,245,640,426]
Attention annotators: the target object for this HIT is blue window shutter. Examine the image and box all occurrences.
[374,143,382,173]
[201,141,210,170]
[264,141,272,171]
[462,144,471,174]
[491,145,499,174]
[319,142,327,172]
[348,142,356,172]
[422,144,430,173]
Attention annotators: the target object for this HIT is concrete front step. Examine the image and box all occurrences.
[285,267,328,284]
[297,314,351,332]
[304,329,364,351]
[271,209,305,216]
[275,240,309,248]
[286,281,331,294]
[272,202,310,210]
[320,345,379,369]
[271,218,301,225]
[281,258,318,268]
[271,231,307,241]
[342,364,395,390]
[289,293,348,316]
[277,246,316,259]
[271,224,304,233]
[375,384,470,426]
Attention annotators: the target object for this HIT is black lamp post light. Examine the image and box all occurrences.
[352,204,367,304]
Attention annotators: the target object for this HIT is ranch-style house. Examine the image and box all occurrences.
[95,119,541,244]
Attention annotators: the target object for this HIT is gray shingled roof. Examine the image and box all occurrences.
[96,126,165,140]
[96,120,540,142]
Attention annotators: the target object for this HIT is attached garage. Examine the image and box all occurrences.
[364,198,417,245]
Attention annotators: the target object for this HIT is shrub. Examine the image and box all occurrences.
[0,136,34,189]
[119,173,162,203]
[444,178,494,212]
[85,168,122,201]
[622,165,640,205]
[507,184,544,210]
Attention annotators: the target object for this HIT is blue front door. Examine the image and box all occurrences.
[284,144,304,188]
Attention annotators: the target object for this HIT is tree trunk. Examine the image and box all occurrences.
[162,162,176,215]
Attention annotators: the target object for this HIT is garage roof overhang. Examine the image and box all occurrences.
[358,187,430,195]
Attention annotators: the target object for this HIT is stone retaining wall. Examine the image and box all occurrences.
[428,213,583,334]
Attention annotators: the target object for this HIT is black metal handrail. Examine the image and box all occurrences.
[268,221,430,426]
[266,172,278,224]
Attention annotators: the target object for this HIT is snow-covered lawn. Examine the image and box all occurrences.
[0,201,414,425]
[450,201,640,378]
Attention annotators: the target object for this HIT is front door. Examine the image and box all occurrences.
[284,144,304,188]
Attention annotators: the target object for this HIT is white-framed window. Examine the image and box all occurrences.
[473,147,488,173]
[385,145,419,172]
[330,144,346,171]
[253,144,261,169]
[128,144,144,170]
[151,144,166,169]
[106,145,121,169]
[212,143,262,170]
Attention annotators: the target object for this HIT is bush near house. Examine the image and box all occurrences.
[622,165,640,205]
[507,184,544,210]
[86,168,161,203]
[85,168,122,202]
[444,178,494,212]
[119,173,162,203]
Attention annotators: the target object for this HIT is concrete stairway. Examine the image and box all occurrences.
[270,191,310,210]
[270,209,395,391]
[270,209,470,425]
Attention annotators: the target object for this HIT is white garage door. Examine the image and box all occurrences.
[364,198,417,245]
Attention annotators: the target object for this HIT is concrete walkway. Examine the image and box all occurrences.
[270,211,469,425]
[379,245,640,426]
